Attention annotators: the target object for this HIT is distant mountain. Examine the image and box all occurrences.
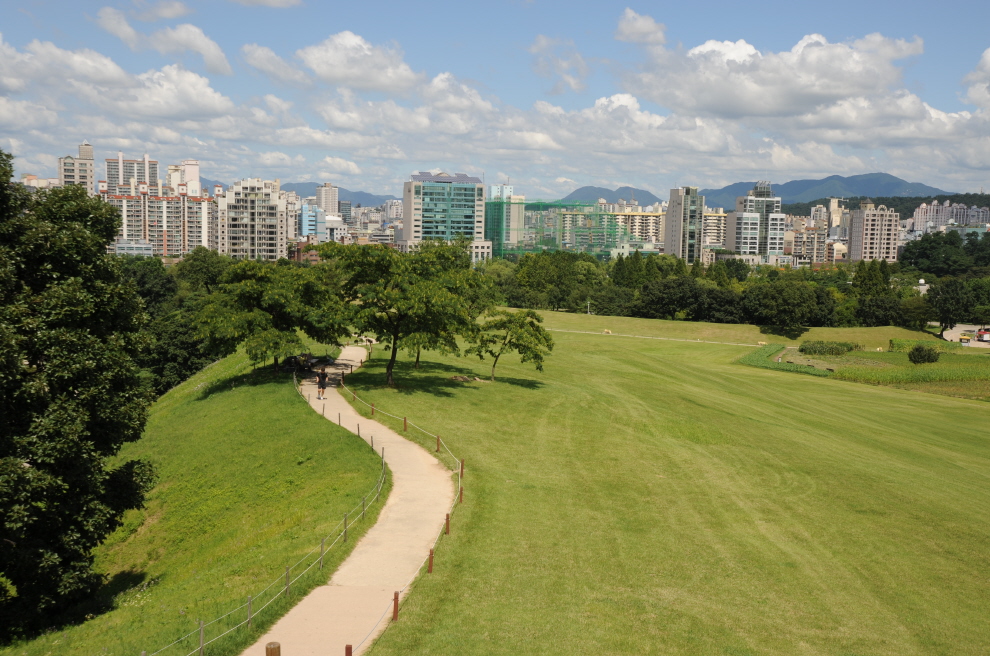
[281,183,398,207]
[560,185,662,205]
[198,179,398,207]
[700,173,952,209]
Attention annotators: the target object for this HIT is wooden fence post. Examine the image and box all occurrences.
[320,538,325,570]
[266,643,281,656]
[247,595,253,628]
[445,513,450,535]
[285,566,290,595]
[460,459,465,477]
[371,403,375,416]
[345,646,352,656]
[393,591,399,621]
[362,496,366,520]
[428,548,434,574]
[344,512,348,542]
[403,416,407,431]
[459,486,463,504]
[436,435,440,453]
[198,620,204,656]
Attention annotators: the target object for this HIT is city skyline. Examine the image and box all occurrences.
[2,1,989,197]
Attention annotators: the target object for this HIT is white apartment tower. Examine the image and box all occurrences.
[849,200,899,262]
[316,183,339,215]
[58,141,96,195]
[166,160,202,197]
[726,182,786,258]
[216,179,300,261]
[101,180,216,257]
[106,152,160,196]
[398,172,492,262]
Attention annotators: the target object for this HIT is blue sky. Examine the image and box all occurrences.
[3,0,989,198]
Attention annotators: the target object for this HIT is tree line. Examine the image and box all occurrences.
[478,249,990,337]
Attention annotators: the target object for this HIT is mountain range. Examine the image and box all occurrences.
[560,186,662,205]
[200,178,399,207]
[699,173,952,210]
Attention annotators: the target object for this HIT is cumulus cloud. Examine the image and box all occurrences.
[320,155,361,175]
[135,0,192,21]
[242,44,309,85]
[615,8,665,45]
[0,35,132,92]
[97,8,232,74]
[0,97,59,130]
[90,65,236,119]
[964,47,990,109]
[528,35,590,93]
[625,30,924,118]
[297,31,422,92]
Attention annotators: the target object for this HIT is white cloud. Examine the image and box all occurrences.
[615,8,665,45]
[528,35,589,93]
[97,8,232,74]
[90,65,236,119]
[135,1,192,21]
[0,97,59,130]
[625,27,924,118]
[0,35,131,93]
[964,47,990,109]
[320,156,361,175]
[241,44,309,85]
[297,31,422,93]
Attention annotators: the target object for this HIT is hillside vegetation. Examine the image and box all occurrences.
[1,346,387,656]
[342,313,989,655]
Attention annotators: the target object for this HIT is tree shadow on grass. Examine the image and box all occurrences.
[5,570,150,644]
[348,358,545,397]
[758,325,810,340]
[195,366,296,401]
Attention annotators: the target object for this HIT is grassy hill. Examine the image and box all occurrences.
[342,314,989,655]
[2,345,388,656]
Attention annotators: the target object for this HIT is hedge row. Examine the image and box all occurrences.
[888,339,961,353]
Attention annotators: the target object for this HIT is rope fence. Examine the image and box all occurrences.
[139,370,388,656]
[546,327,760,347]
[142,348,465,656]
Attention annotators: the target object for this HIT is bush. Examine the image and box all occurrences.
[888,339,960,353]
[908,344,941,364]
[798,340,863,356]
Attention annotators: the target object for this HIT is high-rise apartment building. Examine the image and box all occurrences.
[101,180,216,257]
[726,182,786,258]
[383,199,403,220]
[786,226,829,264]
[316,183,339,215]
[398,172,492,262]
[216,179,300,261]
[849,200,899,262]
[664,186,705,263]
[58,141,96,194]
[166,160,202,197]
[702,210,727,249]
[106,152,160,195]
[485,189,527,257]
[299,204,326,237]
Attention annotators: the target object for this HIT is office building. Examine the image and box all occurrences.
[106,152,160,196]
[216,179,300,260]
[299,204,326,237]
[58,141,96,194]
[726,181,786,258]
[339,200,353,226]
[316,183,339,214]
[849,199,899,262]
[664,186,705,263]
[398,172,492,262]
[485,188,527,257]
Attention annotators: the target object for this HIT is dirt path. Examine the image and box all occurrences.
[240,346,454,656]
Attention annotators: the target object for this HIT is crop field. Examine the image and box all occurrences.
[763,344,990,401]
[343,313,990,655]
[2,342,388,656]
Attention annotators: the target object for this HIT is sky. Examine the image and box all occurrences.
[3,0,990,199]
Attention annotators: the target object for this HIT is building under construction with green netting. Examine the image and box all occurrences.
[485,198,650,258]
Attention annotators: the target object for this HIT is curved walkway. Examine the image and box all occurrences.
[241,346,454,656]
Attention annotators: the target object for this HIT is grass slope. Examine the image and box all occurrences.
[343,314,989,655]
[2,348,388,656]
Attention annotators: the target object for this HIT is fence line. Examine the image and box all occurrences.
[142,372,388,656]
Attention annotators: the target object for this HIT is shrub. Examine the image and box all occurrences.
[908,344,941,364]
[798,340,862,356]
[888,339,960,353]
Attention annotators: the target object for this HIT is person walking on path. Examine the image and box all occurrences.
[316,367,328,400]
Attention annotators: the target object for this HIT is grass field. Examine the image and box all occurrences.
[1,343,388,656]
[342,313,990,655]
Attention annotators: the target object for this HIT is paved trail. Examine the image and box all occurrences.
[241,346,454,656]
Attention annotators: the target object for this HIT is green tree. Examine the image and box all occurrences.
[0,156,155,632]
[195,260,348,370]
[705,260,732,288]
[466,309,554,381]
[325,241,479,386]
[117,255,178,318]
[973,304,990,329]
[927,278,973,337]
[900,296,932,331]
[689,258,704,278]
[742,281,818,334]
[173,246,232,293]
